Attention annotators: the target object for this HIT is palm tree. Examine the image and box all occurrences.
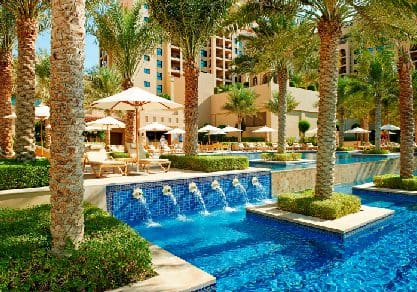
[0,7,15,157]
[266,91,299,150]
[223,84,258,142]
[91,0,159,144]
[49,0,85,255]
[353,0,417,178]
[233,12,317,153]
[148,0,234,155]
[299,1,354,198]
[337,76,350,147]
[84,66,122,106]
[1,0,49,161]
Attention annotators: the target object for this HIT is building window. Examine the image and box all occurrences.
[161,117,164,122]
[157,48,163,56]
[144,81,151,87]
[144,17,149,22]
[234,48,238,54]
[200,60,207,68]
[157,72,162,80]
[169,118,172,123]
[176,118,179,123]
[200,50,207,57]
[157,60,163,68]
[245,112,266,127]
[144,68,150,74]
[234,38,238,44]
[157,85,163,94]
[144,55,150,61]
[143,4,148,9]
[145,116,149,122]
[153,116,156,122]
[253,76,258,86]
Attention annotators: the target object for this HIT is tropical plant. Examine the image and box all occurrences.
[336,76,349,147]
[233,10,317,153]
[148,0,234,155]
[298,119,310,142]
[35,50,50,102]
[1,0,50,161]
[49,0,85,255]
[84,66,122,106]
[0,6,15,157]
[223,85,258,142]
[266,91,299,151]
[91,0,159,144]
[353,0,417,178]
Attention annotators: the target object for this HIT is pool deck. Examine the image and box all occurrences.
[112,244,215,292]
[353,183,417,196]
[246,203,394,236]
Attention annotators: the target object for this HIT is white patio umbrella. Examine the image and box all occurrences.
[198,124,222,144]
[165,128,186,135]
[91,87,182,172]
[253,126,276,142]
[86,116,125,146]
[381,124,400,131]
[140,122,172,144]
[85,125,107,132]
[345,127,371,145]
[221,126,242,133]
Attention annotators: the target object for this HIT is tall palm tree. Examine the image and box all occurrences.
[300,1,354,198]
[49,0,85,255]
[223,84,258,142]
[84,66,122,106]
[233,11,317,153]
[266,91,299,148]
[353,0,417,178]
[91,0,158,144]
[1,0,49,161]
[148,0,234,155]
[0,7,15,157]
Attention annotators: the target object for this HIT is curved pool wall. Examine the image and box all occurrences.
[106,170,271,223]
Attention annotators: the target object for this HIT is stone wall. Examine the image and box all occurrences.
[271,158,403,195]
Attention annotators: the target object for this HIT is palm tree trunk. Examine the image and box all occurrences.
[338,108,345,147]
[183,58,199,155]
[277,66,288,153]
[237,115,242,142]
[0,49,14,157]
[45,119,52,149]
[315,19,342,199]
[397,44,414,178]
[361,115,370,142]
[14,16,37,161]
[374,94,382,150]
[122,79,135,145]
[50,0,86,255]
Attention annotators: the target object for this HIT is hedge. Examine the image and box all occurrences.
[374,174,417,191]
[361,149,390,154]
[109,151,130,159]
[336,146,354,151]
[159,154,249,172]
[277,190,361,220]
[0,159,50,190]
[261,152,301,161]
[0,204,155,291]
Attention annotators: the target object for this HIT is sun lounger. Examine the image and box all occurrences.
[138,158,171,173]
[85,149,127,178]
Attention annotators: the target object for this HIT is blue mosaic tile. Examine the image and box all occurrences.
[106,171,271,223]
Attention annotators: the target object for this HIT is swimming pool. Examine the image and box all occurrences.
[249,152,398,171]
[134,180,417,291]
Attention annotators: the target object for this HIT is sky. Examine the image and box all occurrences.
[36,30,99,70]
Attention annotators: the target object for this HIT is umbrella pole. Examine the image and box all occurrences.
[40,119,44,156]
[106,125,111,148]
[135,107,140,172]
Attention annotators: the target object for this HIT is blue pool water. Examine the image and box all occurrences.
[134,181,417,291]
[249,152,398,171]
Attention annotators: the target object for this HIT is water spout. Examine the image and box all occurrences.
[211,179,235,211]
[252,176,267,200]
[132,188,160,227]
[162,185,185,219]
[189,182,209,215]
[232,177,250,205]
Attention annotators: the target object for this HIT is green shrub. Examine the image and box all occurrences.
[361,149,389,154]
[242,136,265,142]
[277,190,361,220]
[374,174,417,190]
[336,146,354,151]
[0,159,50,190]
[0,204,155,291]
[260,152,301,161]
[286,137,296,146]
[159,155,248,172]
[109,151,130,159]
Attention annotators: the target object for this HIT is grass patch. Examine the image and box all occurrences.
[159,154,248,172]
[336,146,354,151]
[361,149,390,154]
[261,152,301,161]
[0,204,155,291]
[277,190,361,220]
[0,159,50,190]
[374,174,417,191]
